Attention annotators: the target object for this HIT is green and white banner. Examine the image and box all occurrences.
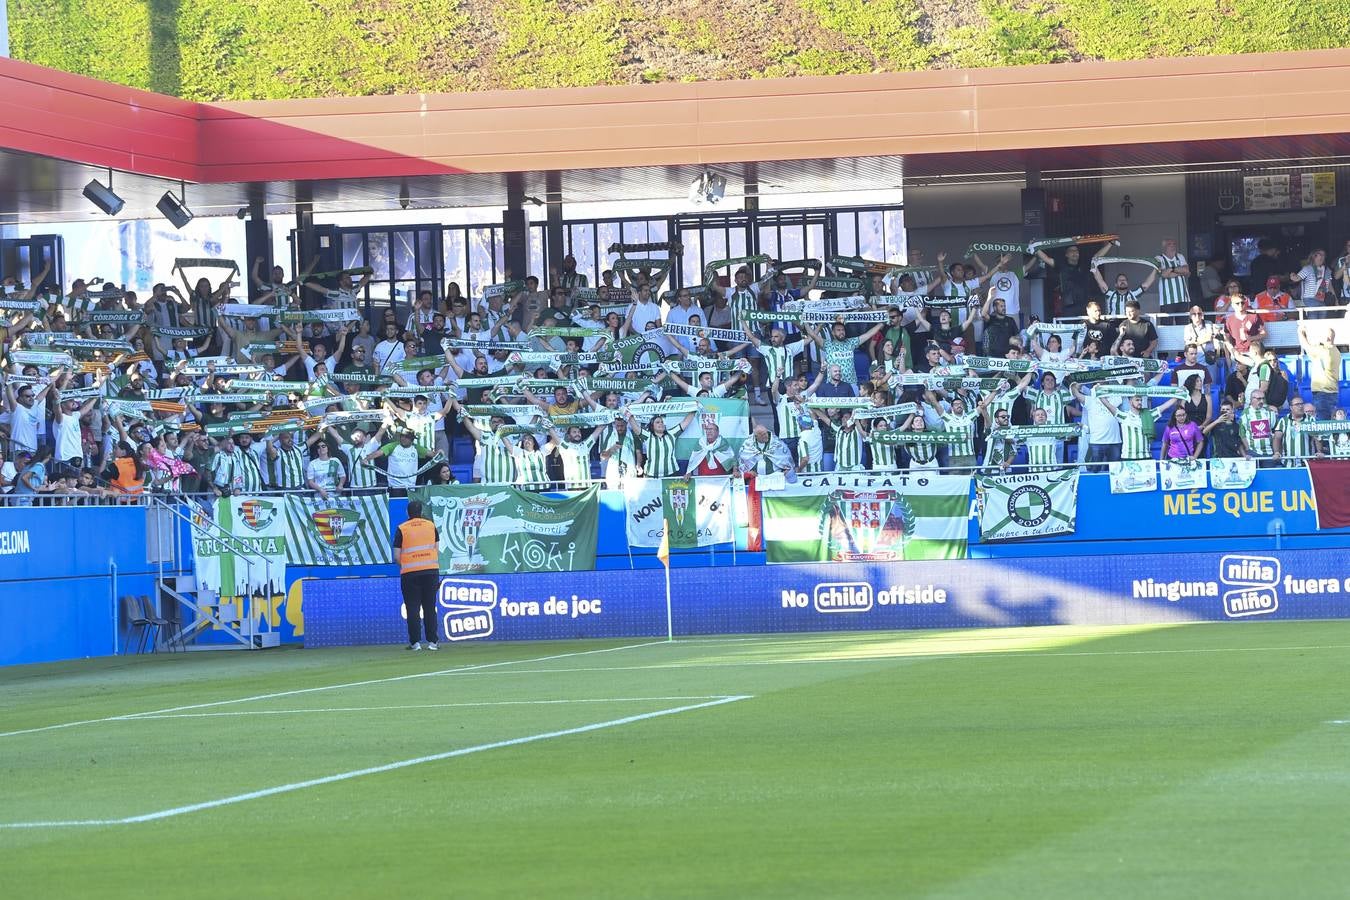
[676,397,750,458]
[623,476,734,548]
[760,472,971,564]
[284,494,392,566]
[976,470,1078,542]
[190,497,288,598]
[411,485,600,574]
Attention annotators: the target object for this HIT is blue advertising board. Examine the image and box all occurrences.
[303,548,1350,647]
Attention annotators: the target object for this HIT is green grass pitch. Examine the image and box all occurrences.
[2,622,1349,898]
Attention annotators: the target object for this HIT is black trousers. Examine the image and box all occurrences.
[401,570,439,644]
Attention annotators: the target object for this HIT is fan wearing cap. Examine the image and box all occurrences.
[1253,277,1295,323]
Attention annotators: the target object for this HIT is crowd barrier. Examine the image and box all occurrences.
[2,466,1347,666]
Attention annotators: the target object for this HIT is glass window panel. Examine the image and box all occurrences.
[758,226,779,261]
[680,232,701,287]
[570,224,597,285]
[443,228,467,303]
[779,226,804,261]
[529,225,546,285]
[342,233,364,270]
[728,227,746,260]
[808,224,825,260]
[649,219,669,246]
[835,213,857,257]
[702,228,727,267]
[491,227,505,283]
[596,222,621,277]
[857,211,884,261]
[417,231,435,280]
[392,230,416,281]
[884,210,907,264]
[620,220,647,246]
[468,227,495,298]
[366,232,390,280]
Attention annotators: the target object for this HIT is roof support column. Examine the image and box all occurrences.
[1022,163,1047,321]
[743,164,759,212]
[243,189,269,301]
[544,171,564,287]
[503,172,528,281]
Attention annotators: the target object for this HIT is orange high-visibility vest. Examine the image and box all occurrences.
[112,457,144,495]
[397,518,438,574]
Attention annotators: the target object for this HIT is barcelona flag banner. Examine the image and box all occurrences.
[284,494,392,565]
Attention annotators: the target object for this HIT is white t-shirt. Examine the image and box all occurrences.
[54,412,83,464]
[629,301,663,334]
[1083,389,1124,444]
[374,339,406,372]
[8,403,43,453]
[305,457,346,493]
[1,460,16,493]
[987,270,1021,316]
[385,443,422,489]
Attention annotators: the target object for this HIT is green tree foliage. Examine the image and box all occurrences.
[8,0,1350,100]
[945,1,1067,68]
[493,0,628,89]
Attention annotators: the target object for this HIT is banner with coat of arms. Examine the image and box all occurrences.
[758,472,971,564]
[189,497,288,597]
[976,470,1078,542]
[410,485,600,574]
[623,477,734,549]
[284,494,392,565]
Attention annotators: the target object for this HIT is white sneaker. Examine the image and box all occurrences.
[426,642,439,651]
[408,642,421,651]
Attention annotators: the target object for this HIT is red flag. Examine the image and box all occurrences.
[743,472,763,553]
[1307,459,1350,529]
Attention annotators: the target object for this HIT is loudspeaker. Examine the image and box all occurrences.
[83,180,125,216]
[157,191,193,229]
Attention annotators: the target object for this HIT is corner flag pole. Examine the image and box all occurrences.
[658,530,672,642]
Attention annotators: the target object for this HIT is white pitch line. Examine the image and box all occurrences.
[0,640,667,739]
[0,695,752,829]
[425,641,1350,678]
[130,696,735,719]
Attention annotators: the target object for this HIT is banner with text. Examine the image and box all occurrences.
[759,472,970,564]
[624,477,734,549]
[411,485,600,574]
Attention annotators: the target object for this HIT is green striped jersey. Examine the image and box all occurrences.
[341,442,379,489]
[556,435,597,487]
[986,389,1020,420]
[273,445,307,490]
[868,433,897,471]
[1024,437,1061,470]
[479,432,516,484]
[220,448,263,493]
[641,430,680,478]
[513,448,549,488]
[830,423,864,470]
[729,289,758,329]
[1113,408,1157,460]
[1104,288,1142,318]
[1275,414,1314,461]
[1242,407,1276,456]
[1155,254,1190,307]
[406,412,439,455]
[1028,388,1072,425]
[777,396,812,440]
[760,342,804,384]
[906,440,939,466]
[940,412,978,458]
[982,436,1016,470]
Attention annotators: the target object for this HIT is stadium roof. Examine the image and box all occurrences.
[2,48,1350,224]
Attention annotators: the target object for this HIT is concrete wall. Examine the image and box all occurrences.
[1099,174,1188,312]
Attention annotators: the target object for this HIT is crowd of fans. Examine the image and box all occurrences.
[1,234,1347,504]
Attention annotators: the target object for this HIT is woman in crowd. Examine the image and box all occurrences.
[1160,406,1204,461]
